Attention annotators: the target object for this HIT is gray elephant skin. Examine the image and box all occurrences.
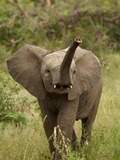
[7,37,103,160]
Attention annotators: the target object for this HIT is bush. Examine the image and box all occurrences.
[0,0,119,55]
[0,72,33,125]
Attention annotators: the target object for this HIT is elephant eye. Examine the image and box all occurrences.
[45,69,50,74]
[73,70,76,74]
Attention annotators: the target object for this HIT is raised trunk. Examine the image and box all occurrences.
[60,36,82,84]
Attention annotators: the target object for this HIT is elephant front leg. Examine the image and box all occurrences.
[43,113,57,155]
[38,100,58,156]
[55,111,76,159]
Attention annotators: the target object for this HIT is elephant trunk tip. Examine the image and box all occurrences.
[74,36,82,44]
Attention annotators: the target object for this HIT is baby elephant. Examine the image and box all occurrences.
[7,37,103,160]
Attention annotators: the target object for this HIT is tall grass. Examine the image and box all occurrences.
[0,54,120,160]
[0,119,51,160]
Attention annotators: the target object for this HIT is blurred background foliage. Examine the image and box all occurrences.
[0,0,120,124]
[0,0,120,53]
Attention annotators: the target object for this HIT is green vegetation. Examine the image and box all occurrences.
[0,0,120,159]
[0,72,37,125]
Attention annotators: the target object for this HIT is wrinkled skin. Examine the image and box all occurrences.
[7,38,103,160]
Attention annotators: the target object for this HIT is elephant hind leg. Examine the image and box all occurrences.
[80,85,102,146]
[80,117,92,146]
[80,96,102,145]
[72,129,77,150]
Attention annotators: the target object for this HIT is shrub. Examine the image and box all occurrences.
[0,72,32,125]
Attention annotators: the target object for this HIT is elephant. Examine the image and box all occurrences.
[7,37,103,160]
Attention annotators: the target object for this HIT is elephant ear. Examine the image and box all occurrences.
[68,47,102,100]
[7,44,50,100]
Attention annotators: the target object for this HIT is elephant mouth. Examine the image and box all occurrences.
[53,83,73,93]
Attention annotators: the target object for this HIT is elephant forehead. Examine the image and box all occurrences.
[48,51,65,60]
[43,52,65,66]
[42,51,76,70]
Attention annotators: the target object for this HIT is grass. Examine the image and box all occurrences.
[0,119,51,160]
[0,53,120,160]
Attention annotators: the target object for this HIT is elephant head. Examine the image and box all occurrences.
[40,37,82,96]
[7,36,101,101]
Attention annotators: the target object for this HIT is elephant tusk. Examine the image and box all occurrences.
[53,85,56,89]
[70,85,73,89]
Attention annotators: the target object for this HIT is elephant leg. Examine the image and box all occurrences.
[72,129,77,150]
[80,89,102,146]
[55,118,75,160]
[81,117,92,146]
[55,98,79,159]
[43,113,57,154]
[81,86,102,145]
[38,100,57,155]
